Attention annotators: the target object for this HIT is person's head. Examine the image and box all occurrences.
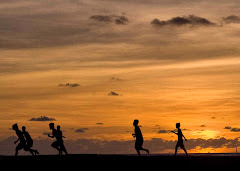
[22,126,26,132]
[49,123,54,130]
[176,123,180,129]
[12,124,18,131]
[133,120,139,126]
[57,125,60,130]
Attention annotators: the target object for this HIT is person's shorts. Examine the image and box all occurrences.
[16,142,26,150]
[25,141,33,150]
[51,141,60,148]
[135,138,144,150]
[176,141,185,149]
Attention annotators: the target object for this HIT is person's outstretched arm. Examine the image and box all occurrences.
[182,134,187,141]
[14,138,19,144]
[48,134,54,138]
[171,131,178,135]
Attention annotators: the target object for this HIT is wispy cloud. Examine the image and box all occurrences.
[58,83,80,88]
[223,15,240,24]
[75,128,89,133]
[90,14,129,25]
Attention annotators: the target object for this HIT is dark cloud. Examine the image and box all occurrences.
[151,15,215,27]
[0,136,239,155]
[224,126,240,132]
[230,128,240,132]
[29,116,56,122]
[90,15,113,22]
[90,15,129,25]
[200,125,206,127]
[96,123,104,125]
[211,117,216,119]
[108,91,120,96]
[58,83,80,88]
[223,15,240,24]
[224,126,232,130]
[75,128,89,133]
[157,130,169,134]
[115,16,129,25]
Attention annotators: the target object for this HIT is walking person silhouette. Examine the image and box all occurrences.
[12,124,26,156]
[171,123,188,156]
[22,126,39,155]
[48,123,61,155]
[132,120,149,156]
[56,125,68,155]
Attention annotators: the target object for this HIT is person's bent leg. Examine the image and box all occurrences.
[15,147,19,156]
[135,146,141,156]
[142,148,149,154]
[51,141,59,149]
[15,144,23,156]
[62,146,68,155]
[51,141,60,154]
[28,148,35,155]
[136,149,141,156]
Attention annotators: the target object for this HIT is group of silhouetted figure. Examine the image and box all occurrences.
[12,123,68,156]
[12,121,188,156]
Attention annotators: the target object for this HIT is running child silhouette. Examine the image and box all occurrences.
[171,123,188,156]
[48,123,61,155]
[56,125,68,155]
[12,124,26,156]
[132,120,149,156]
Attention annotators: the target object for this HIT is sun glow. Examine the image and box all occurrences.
[192,130,220,139]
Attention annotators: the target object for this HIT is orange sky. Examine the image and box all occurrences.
[0,0,240,154]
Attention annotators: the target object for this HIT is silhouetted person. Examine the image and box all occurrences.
[132,120,149,156]
[48,123,61,154]
[56,125,68,155]
[171,123,188,156]
[22,126,39,155]
[12,123,26,156]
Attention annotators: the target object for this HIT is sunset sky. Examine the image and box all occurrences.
[1,0,240,155]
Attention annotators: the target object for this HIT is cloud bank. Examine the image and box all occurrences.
[1,136,238,155]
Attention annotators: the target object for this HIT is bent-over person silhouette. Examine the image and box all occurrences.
[132,120,149,156]
[22,126,39,155]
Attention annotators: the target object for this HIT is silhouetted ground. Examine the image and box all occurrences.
[1,154,239,169]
